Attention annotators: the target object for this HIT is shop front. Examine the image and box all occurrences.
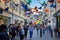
[54,10,60,37]
[0,14,11,25]
[15,20,19,25]
[57,16,60,37]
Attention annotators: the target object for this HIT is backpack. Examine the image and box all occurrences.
[0,32,9,40]
[9,27,16,35]
[19,28,24,35]
[19,28,24,39]
[15,34,20,40]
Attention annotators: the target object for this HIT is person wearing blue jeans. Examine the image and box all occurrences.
[28,21,34,40]
[29,26,34,39]
[29,22,34,40]
[40,28,42,37]
[43,28,45,34]
[29,31,33,38]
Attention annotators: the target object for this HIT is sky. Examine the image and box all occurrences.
[29,0,47,8]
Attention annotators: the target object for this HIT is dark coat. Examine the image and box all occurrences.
[0,24,9,40]
[0,24,7,32]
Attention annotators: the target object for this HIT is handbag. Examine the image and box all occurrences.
[15,33,20,40]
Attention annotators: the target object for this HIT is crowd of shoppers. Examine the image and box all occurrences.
[0,19,59,40]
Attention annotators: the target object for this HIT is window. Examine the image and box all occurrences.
[58,16,60,27]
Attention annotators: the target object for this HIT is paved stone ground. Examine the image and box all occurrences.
[14,29,60,40]
[26,29,60,40]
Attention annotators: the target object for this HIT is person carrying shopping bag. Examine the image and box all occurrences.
[16,25,24,40]
[9,24,16,40]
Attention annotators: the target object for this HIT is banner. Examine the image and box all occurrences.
[48,0,54,3]
[50,2,56,8]
[21,3,28,11]
[5,7,9,11]
[26,0,32,5]
[3,0,11,3]
[39,1,47,7]
[39,6,42,9]
[44,9,49,13]
[57,0,60,3]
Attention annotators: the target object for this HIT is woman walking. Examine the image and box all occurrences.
[40,24,43,37]
[16,25,24,40]
[29,22,34,40]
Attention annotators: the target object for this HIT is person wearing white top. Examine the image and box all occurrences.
[28,22,34,40]
[49,21,54,37]
[50,21,55,29]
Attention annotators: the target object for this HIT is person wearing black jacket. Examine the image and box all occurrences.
[23,24,28,38]
[9,24,16,40]
[0,24,9,40]
[16,25,24,40]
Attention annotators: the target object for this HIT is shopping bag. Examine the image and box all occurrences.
[15,35,20,40]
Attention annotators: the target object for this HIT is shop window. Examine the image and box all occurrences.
[3,18,8,24]
[0,15,3,20]
[15,20,18,25]
[58,16,60,27]
[0,16,10,25]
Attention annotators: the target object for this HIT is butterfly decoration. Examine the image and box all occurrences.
[48,0,54,3]
[50,2,56,8]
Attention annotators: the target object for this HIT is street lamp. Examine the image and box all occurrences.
[19,0,21,22]
[20,0,21,14]
[11,0,14,24]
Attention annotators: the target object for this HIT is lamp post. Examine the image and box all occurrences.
[19,0,21,15]
[19,0,22,23]
[11,0,14,24]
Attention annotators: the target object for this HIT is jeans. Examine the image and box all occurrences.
[50,29,53,37]
[43,29,45,34]
[40,29,42,37]
[29,31,33,38]
[20,35,24,40]
[58,32,60,38]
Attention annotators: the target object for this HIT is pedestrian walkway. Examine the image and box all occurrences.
[27,29,60,40]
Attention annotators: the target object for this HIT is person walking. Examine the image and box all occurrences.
[17,25,24,40]
[36,24,39,35]
[50,21,55,37]
[40,24,43,37]
[42,22,45,35]
[47,21,51,34]
[54,27,58,37]
[23,24,28,39]
[9,24,16,40]
[48,21,54,37]
[0,24,9,40]
[29,22,34,40]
